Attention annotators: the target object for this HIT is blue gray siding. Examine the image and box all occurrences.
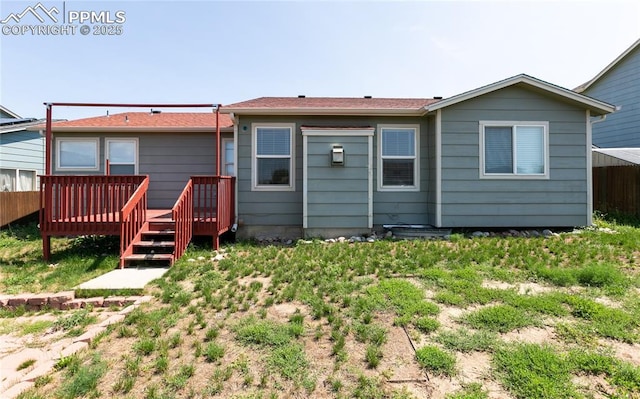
[0,130,45,184]
[439,85,589,227]
[52,132,225,208]
[236,115,432,231]
[584,45,640,147]
[306,135,369,229]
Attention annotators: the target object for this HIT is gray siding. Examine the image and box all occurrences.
[584,45,640,147]
[0,130,45,184]
[306,135,369,229]
[52,132,224,208]
[440,85,589,227]
[236,115,432,229]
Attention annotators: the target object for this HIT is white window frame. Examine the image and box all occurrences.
[479,121,549,179]
[56,137,99,171]
[105,138,138,175]
[0,168,37,191]
[252,123,295,191]
[377,124,420,192]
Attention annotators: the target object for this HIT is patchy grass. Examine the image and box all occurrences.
[8,214,640,398]
[463,304,537,333]
[0,224,119,294]
[415,345,457,376]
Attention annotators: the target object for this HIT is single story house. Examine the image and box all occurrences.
[222,74,615,238]
[38,74,615,265]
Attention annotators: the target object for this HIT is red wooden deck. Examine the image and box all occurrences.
[40,175,235,266]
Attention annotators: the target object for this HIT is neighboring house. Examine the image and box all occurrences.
[0,105,46,192]
[222,74,615,239]
[575,38,640,147]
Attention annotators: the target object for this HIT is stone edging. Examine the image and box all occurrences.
[0,295,153,399]
[0,292,140,311]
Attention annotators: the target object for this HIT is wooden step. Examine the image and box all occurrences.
[142,230,176,237]
[134,240,175,248]
[123,253,174,267]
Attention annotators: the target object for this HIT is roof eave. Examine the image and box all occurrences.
[220,108,427,116]
[44,126,234,133]
[425,74,616,116]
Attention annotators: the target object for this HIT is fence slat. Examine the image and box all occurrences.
[593,165,640,217]
[0,191,40,226]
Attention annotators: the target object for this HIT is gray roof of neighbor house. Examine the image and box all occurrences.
[223,74,616,117]
[575,38,640,93]
[593,147,640,165]
[0,118,50,134]
[0,105,21,119]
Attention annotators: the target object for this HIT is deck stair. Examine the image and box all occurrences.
[123,217,176,267]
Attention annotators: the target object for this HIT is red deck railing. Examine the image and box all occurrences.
[192,176,235,248]
[39,175,148,261]
[119,177,150,267]
[173,179,193,260]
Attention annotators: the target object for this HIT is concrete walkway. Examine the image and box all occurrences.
[76,267,170,290]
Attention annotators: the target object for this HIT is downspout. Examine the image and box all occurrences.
[230,112,238,233]
[586,112,609,226]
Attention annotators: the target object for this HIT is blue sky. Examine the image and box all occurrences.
[1,1,639,120]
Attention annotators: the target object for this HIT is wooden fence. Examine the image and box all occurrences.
[593,165,640,217]
[0,191,40,227]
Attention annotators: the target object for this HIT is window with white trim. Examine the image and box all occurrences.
[480,121,548,178]
[0,168,36,191]
[378,124,419,190]
[56,138,99,170]
[106,138,138,174]
[252,124,295,190]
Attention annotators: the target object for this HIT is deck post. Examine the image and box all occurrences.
[45,103,52,175]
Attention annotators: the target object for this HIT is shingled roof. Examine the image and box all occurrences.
[48,112,234,131]
[222,97,441,116]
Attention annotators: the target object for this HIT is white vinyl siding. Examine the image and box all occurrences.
[377,124,420,191]
[252,123,295,191]
[480,121,549,179]
[56,138,99,171]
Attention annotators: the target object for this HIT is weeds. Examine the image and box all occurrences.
[415,345,456,376]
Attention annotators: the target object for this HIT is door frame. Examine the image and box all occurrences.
[301,127,374,229]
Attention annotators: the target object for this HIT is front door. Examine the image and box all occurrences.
[302,128,373,233]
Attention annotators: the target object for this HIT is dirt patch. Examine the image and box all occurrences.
[482,280,514,290]
[573,374,615,398]
[481,280,554,295]
[601,339,640,366]
[238,276,271,289]
[594,296,623,308]
[436,306,466,330]
[501,326,556,345]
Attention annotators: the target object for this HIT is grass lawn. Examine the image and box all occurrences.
[3,214,640,398]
